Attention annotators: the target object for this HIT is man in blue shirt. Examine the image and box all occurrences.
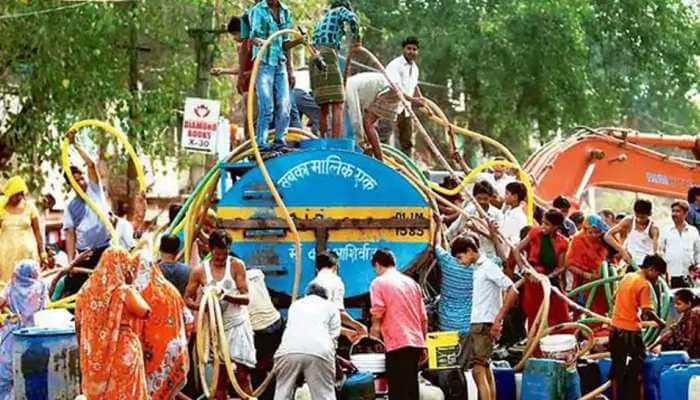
[686,187,700,232]
[249,0,294,150]
[553,195,578,237]
[61,130,111,296]
[158,234,191,296]
[310,0,361,139]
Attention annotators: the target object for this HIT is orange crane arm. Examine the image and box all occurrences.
[525,130,700,204]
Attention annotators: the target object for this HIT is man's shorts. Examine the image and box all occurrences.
[464,323,494,368]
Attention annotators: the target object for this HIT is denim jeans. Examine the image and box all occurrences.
[256,63,290,147]
[290,88,320,134]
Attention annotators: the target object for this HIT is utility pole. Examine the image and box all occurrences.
[189,4,221,99]
[126,0,139,202]
[187,3,226,186]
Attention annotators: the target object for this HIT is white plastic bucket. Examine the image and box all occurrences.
[33,309,74,328]
[540,334,578,365]
[350,353,386,374]
[463,371,479,400]
[419,383,445,400]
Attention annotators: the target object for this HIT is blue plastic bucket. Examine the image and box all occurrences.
[521,358,566,400]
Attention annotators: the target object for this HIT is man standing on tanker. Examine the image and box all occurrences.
[383,36,428,157]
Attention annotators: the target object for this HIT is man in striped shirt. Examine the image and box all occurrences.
[310,0,361,139]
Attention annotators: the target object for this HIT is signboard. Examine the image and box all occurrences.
[181,97,220,153]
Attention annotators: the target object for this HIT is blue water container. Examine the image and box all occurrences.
[521,358,566,400]
[340,370,376,400]
[598,351,690,400]
[564,369,581,400]
[597,358,613,398]
[644,351,689,400]
[659,363,700,400]
[576,359,601,396]
[12,327,80,400]
[493,363,516,400]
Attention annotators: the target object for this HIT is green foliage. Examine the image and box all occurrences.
[0,0,326,188]
[354,0,700,159]
[0,1,205,184]
[1,0,697,186]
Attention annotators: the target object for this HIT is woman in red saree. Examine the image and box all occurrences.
[134,252,193,400]
[516,209,571,329]
[75,248,151,400]
[566,214,612,317]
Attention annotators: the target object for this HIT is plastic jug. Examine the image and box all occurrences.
[659,363,700,400]
[492,361,516,400]
[643,351,689,400]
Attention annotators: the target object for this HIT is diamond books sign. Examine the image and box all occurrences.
[181,98,220,153]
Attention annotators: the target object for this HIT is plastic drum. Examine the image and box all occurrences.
[12,326,80,400]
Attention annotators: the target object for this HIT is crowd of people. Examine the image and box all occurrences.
[1,1,700,400]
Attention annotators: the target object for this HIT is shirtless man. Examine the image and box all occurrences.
[185,229,255,400]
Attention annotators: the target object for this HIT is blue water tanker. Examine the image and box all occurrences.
[12,327,80,400]
[216,139,435,305]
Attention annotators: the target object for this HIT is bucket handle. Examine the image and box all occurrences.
[542,323,595,361]
[349,335,386,356]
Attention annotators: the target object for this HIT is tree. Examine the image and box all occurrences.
[353,0,700,159]
[1,1,198,185]
[0,0,327,189]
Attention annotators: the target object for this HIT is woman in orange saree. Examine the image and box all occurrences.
[134,254,192,400]
[75,248,151,400]
[566,214,611,317]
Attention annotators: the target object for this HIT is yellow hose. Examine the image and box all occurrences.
[195,288,267,400]
[245,29,313,303]
[196,289,216,398]
[191,30,320,397]
[343,46,456,173]
[422,98,520,164]
[427,159,535,225]
[61,120,146,246]
[579,381,611,400]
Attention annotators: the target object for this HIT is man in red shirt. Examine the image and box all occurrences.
[369,249,427,400]
[212,16,255,129]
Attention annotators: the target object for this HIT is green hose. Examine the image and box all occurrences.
[602,262,615,311]
[643,283,658,343]
[381,144,430,186]
[645,278,672,344]
[567,275,624,298]
[167,160,223,234]
[577,317,606,326]
[642,278,671,344]
[584,284,598,310]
